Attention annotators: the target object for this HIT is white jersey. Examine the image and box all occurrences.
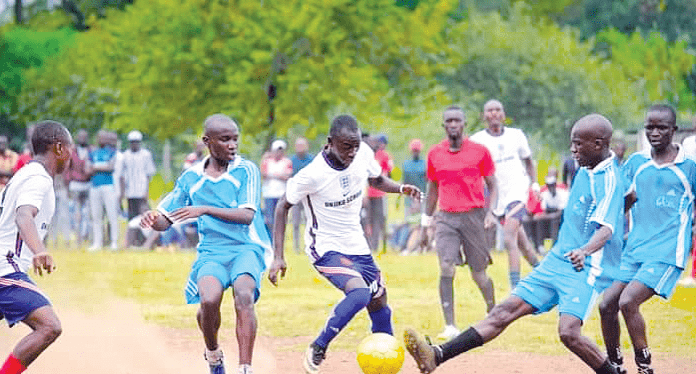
[286,142,381,261]
[0,162,55,277]
[471,127,532,215]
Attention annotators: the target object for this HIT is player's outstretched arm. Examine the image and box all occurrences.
[368,175,421,199]
[140,210,173,232]
[269,194,292,286]
[15,205,54,276]
[169,206,254,225]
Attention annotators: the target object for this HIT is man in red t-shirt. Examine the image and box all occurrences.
[366,134,394,252]
[420,105,499,340]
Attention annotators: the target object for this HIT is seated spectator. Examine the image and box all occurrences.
[525,175,568,253]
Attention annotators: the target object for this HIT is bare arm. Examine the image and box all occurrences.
[483,174,498,228]
[269,194,293,286]
[368,175,422,199]
[168,206,254,225]
[565,225,613,271]
[523,157,536,185]
[422,180,438,216]
[15,205,54,275]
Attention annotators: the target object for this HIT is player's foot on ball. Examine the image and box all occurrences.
[404,328,438,374]
[204,348,226,374]
[303,343,326,374]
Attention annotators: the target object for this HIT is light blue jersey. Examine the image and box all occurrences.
[622,147,696,269]
[548,155,625,290]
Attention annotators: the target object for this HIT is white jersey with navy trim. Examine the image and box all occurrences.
[0,162,55,277]
[285,143,381,261]
[157,156,272,266]
[623,146,696,268]
[470,127,533,215]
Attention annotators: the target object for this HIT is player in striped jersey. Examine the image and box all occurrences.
[267,115,421,374]
[0,121,72,374]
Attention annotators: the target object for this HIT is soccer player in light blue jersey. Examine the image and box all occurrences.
[404,114,626,374]
[598,104,693,374]
[141,114,271,374]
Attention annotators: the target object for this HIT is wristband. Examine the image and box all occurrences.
[399,185,405,194]
[421,214,433,227]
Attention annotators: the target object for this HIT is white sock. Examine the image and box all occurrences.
[205,347,224,365]
[238,364,253,374]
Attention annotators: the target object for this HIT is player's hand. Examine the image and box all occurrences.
[140,210,161,229]
[484,210,497,229]
[170,206,208,221]
[400,184,422,201]
[32,252,55,276]
[564,249,586,272]
[268,258,287,286]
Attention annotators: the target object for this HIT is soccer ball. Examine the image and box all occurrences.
[356,333,405,374]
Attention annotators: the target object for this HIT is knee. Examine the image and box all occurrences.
[199,294,222,312]
[558,325,581,349]
[439,262,456,278]
[618,295,638,314]
[233,288,255,311]
[599,297,619,316]
[486,305,513,329]
[39,318,62,344]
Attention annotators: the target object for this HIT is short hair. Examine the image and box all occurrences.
[648,104,677,125]
[204,113,237,131]
[31,120,70,155]
[330,115,359,138]
[444,105,463,112]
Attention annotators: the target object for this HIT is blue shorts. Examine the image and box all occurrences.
[185,246,266,304]
[617,259,682,299]
[314,251,385,299]
[512,253,600,321]
[0,272,51,327]
[497,201,527,224]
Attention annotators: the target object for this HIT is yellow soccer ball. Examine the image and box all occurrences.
[356,333,405,374]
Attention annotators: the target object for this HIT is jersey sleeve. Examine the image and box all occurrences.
[286,167,317,205]
[479,147,496,177]
[516,129,533,159]
[157,172,191,216]
[589,167,623,234]
[15,174,52,210]
[622,156,638,194]
[237,161,261,211]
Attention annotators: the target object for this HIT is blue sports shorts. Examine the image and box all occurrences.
[617,259,682,299]
[512,253,600,321]
[0,272,51,327]
[313,251,385,299]
[185,245,266,304]
[497,200,528,224]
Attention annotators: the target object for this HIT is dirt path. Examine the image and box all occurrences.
[1,291,693,373]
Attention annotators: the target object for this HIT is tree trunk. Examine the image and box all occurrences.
[14,0,22,24]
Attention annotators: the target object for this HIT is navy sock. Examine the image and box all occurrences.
[437,327,484,364]
[596,359,619,374]
[314,288,371,348]
[368,305,393,335]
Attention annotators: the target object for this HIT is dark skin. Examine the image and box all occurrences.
[268,127,421,313]
[463,114,616,371]
[140,119,257,365]
[12,131,73,367]
[599,109,678,364]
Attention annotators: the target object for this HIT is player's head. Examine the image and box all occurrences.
[327,115,361,168]
[442,105,466,142]
[570,114,613,168]
[295,137,309,155]
[127,130,143,152]
[483,99,505,130]
[203,113,239,162]
[644,104,677,152]
[31,120,73,174]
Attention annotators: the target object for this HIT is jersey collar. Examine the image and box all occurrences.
[587,151,616,174]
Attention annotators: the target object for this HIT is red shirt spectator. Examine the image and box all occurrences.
[426,138,495,212]
[367,148,394,198]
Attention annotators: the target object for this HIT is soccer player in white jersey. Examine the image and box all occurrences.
[471,100,539,287]
[141,114,271,374]
[267,115,421,374]
[404,114,625,374]
[598,105,694,374]
[0,121,72,374]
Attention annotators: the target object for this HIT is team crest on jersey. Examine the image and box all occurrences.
[340,175,351,195]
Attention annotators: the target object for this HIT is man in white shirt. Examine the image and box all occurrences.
[0,121,72,374]
[268,115,421,374]
[471,100,539,288]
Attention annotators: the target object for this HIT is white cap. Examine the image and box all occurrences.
[271,139,287,151]
[127,130,143,142]
[545,176,557,185]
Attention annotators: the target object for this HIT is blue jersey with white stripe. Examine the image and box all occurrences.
[549,155,625,288]
[157,156,271,263]
[623,147,696,269]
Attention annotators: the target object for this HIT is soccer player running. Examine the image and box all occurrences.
[598,104,694,374]
[420,105,498,340]
[267,115,421,374]
[405,114,626,374]
[471,100,539,288]
[141,114,271,374]
[0,121,72,374]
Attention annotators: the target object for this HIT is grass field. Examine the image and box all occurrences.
[35,244,696,357]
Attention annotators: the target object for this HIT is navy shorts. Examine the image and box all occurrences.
[0,272,51,327]
[313,251,385,299]
[497,200,528,224]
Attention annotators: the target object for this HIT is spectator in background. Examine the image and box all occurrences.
[395,138,429,253]
[87,130,119,251]
[66,129,92,246]
[289,137,313,253]
[261,140,293,235]
[0,135,18,189]
[366,134,394,252]
[120,130,156,248]
[183,139,206,170]
[12,125,35,174]
[612,139,627,165]
[562,155,579,187]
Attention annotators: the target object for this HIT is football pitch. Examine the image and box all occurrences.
[1,248,694,373]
